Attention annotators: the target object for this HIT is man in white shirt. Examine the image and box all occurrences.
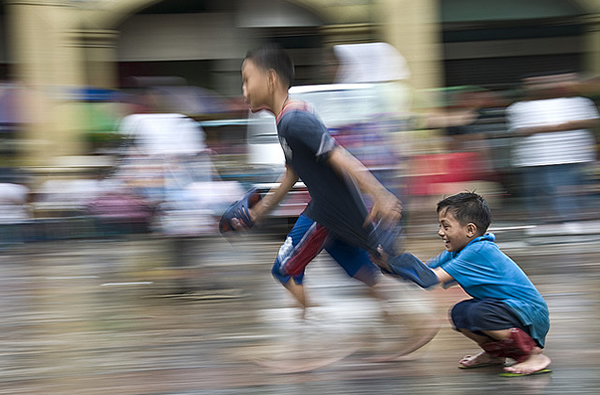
[507,73,599,232]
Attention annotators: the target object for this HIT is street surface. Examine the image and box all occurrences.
[0,223,598,394]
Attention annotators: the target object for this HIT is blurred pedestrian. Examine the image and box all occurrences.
[115,84,243,296]
[507,73,599,233]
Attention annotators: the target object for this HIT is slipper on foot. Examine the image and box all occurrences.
[500,368,552,377]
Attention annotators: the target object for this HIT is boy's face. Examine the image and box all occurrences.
[437,208,476,252]
[242,59,270,113]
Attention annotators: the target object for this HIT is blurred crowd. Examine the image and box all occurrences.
[417,72,599,234]
[0,67,599,247]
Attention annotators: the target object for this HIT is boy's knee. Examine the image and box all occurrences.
[271,260,288,283]
[450,301,464,313]
[271,260,303,285]
[449,299,493,333]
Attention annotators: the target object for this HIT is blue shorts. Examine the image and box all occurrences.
[271,213,378,286]
[451,298,539,346]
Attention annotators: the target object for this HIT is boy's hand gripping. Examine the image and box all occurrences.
[219,188,262,234]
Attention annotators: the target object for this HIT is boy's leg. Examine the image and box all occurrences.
[325,239,398,312]
[324,240,391,315]
[326,239,439,358]
[454,326,507,368]
[271,214,329,314]
[324,239,386,311]
[260,221,360,373]
[325,238,380,287]
[502,344,551,375]
[282,277,308,314]
[478,328,551,374]
[451,299,549,371]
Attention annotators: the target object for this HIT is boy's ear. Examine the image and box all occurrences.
[466,223,478,238]
[266,69,278,91]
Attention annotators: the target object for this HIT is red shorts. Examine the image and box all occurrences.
[271,214,378,285]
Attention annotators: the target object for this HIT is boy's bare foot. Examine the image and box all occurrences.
[504,348,551,375]
[458,351,505,369]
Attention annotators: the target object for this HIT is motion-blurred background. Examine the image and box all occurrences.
[1,0,599,241]
[0,2,598,394]
[0,0,598,240]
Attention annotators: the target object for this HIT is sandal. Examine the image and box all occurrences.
[458,352,505,369]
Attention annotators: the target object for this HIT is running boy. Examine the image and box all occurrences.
[377,192,551,375]
[237,44,404,314]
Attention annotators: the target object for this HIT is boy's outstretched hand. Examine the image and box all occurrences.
[368,192,403,229]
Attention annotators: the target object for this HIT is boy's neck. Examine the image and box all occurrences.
[272,90,290,118]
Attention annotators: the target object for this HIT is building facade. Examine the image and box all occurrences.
[2,0,600,168]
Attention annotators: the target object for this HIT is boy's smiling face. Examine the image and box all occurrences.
[242,59,271,113]
[437,208,477,252]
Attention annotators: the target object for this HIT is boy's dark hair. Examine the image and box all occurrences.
[245,44,295,89]
[437,192,491,234]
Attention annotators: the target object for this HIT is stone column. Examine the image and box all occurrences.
[375,0,444,91]
[6,0,86,167]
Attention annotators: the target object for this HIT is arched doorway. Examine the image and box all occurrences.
[111,0,329,96]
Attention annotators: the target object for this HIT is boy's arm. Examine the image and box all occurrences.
[327,146,402,227]
[431,266,454,285]
[249,165,299,222]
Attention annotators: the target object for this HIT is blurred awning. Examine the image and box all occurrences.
[334,43,411,83]
[125,76,248,119]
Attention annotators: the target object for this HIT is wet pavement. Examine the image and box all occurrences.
[0,227,599,394]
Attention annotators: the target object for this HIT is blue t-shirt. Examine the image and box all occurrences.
[428,233,550,347]
[277,103,375,251]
